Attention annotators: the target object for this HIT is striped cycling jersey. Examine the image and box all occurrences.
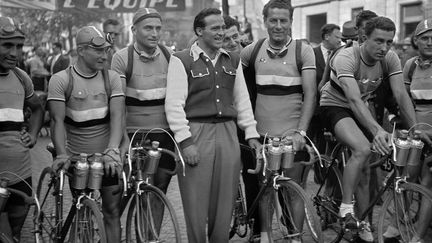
[241,38,316,136]
[111,44,171,132]
[47,66,124,154]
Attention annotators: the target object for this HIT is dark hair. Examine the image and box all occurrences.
[193,8,221,36]
[223,15,240,31]
[320,24,340,40]
[53,42,62,49]
[355,10,377,28]
[103,19,120,31]
[262,0,294,20]
[364,16,396,37]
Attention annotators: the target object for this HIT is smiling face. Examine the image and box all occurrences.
[0,37,24,73]
[415,30,432,59]
[223,25,241,53]
[196,14,225,52]
[78,45,109,72]
[363,28,394,61]
[264,7,292,46]
[326,28,342,50]
[132,17,162,53]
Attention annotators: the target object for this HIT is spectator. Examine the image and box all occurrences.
[26,46,49,91]
[46,42,70,77]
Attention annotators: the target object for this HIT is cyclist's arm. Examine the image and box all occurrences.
[389,73,417,128]
[298,69,316,132]
[107,96,124,149]
[49,100,67,156]
[25,94,44,141]
[339,76,383,136]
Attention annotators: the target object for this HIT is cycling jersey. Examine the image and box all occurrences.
[47,66,124,154]
[241,38,316,136]
[0,69,34,184]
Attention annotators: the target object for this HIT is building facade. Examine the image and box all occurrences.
[291,0,432,44]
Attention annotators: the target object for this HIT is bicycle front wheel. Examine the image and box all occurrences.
[35,166,58,243]
[70,197,107,243]
[267,180,323,243]
[377,182,432,243]
[125,184,181,243]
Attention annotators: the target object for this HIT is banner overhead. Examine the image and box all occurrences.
[57,0,186,12]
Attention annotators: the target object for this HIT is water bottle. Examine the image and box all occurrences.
[0,179,10,212]
[88,153,104,190]
[406,130,424,179]
[267,138,283,171]
[393,130,411,167]
[72,153,89,190]
[281,137,295,169]
[144,141,161,175]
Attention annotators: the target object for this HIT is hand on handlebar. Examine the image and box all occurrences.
[292,133,306,151]
[103,149,122,177]
[52,154,70,172]
[247,138,262,158]
[182,144,199,167]
[372,129,391,155]
[417,129,432,147]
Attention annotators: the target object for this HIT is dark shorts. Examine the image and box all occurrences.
[320,106,373,142]
[128,132,176,171]
[5,177,32,206]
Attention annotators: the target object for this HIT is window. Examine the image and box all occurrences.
[307,13,327,45]
[400,3,423,39]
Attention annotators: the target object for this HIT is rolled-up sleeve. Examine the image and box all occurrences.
[165,55,191,146]
[233,62,259,140]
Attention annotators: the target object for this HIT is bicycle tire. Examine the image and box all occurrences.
[267,180,323,243]
[125,184,181,243]
[70,197,107,243]
[312,156,343,243]
[377,182,432,243]
[35,166,58,243]
[229,185,248,239]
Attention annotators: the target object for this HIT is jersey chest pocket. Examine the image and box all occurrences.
[189,68,212,91]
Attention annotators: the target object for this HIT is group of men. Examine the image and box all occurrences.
[1,0,432,242]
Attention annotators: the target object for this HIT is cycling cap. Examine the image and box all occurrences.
[0,17,25,39]
[76,26,111,48]
[133,8,161,25]
[415,18,432,36]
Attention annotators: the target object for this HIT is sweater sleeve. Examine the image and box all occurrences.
[233,62,260,140]
[165,55,192,147]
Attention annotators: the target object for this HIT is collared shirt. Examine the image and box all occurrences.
[320,44,331,64]
[50,53,61,74]
[165,42,259,143]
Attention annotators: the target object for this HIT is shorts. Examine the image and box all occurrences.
[320,106,373,142]
[5,177,32,206]
[128,132,176,171]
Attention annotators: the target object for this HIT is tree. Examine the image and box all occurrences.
[0,7,112,49]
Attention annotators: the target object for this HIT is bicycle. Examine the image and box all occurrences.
[121,128,183,243]
[0,172,41,243]
[312,127,432,243]
[229,136,323,243]
[35,146,109,243]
